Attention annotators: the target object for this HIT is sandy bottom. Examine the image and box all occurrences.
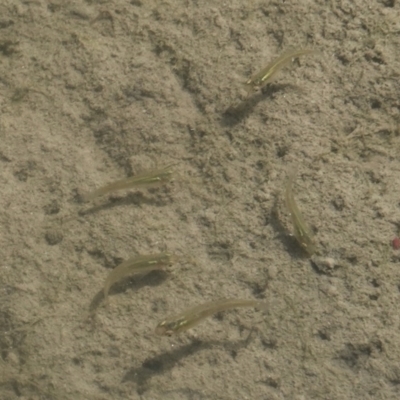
[1,1,400,399]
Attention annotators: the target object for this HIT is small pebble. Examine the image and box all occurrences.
[311,256,337,275]
[7,351,19,366]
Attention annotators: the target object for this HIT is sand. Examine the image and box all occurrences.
[1,1,400,399]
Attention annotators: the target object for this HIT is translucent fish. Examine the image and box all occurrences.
[83,164,175,202]
[155,298,266,335]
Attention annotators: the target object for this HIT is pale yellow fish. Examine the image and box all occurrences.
[285,170,316,256]
[155,298,267,336]
[82,164,175,202]
[245,48,315,94]
[104,253,176,302]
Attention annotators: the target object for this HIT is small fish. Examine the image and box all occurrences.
[103,253,176,302]
[82,164,175,202]
[155,298,266,336]
[285,170,316,256]
[245,48,315,94]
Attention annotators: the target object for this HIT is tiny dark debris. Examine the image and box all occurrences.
[13,161,37,182]
[47,3,61,12]
[14,169,29,182]
[260,376,280,388]
[45,230,63,245]
[0,20,14,29]
[0,39,18,56]
[335,52,350,66]
[338,343,372,368]
[276,144,289,158]
[332,195,345,211]
[317,328,331,341]
[72,357,82,366]
[43,200,60,215]
[370,278,380,288]
[370,98,381,109]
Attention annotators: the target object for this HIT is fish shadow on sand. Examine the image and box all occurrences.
[122,337,256,394]
[221,83,300,127]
